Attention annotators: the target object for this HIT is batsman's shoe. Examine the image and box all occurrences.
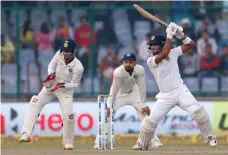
[151,140,163,148]
[64,144,74,150]
[132,142,148,150]
[93,143,98,149]
[151,141,163,147]
[19,133,32,142]
[151,135,163,148]
[132,143,142,150]
[208,136,217,147]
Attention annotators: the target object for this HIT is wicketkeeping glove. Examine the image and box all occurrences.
[50,82,65,92]
[43,73,56,89]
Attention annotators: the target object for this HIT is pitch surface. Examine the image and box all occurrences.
[2,144,228,155]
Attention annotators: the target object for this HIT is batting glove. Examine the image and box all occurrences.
[170,22,183,32]
[169,22,184,40]
[175,30,185,40]
[166,25,177,39]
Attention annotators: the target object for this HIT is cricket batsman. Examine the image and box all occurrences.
[19,39,84,150]
[133,22,217,150]
[94,53,163,149]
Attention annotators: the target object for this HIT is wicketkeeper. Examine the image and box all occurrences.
[19,39,84,150]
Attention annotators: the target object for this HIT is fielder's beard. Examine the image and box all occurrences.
[125,66,134,73]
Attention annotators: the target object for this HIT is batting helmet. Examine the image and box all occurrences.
[147,34,166,47]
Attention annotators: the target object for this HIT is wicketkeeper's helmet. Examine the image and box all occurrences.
[60,39,77,60]
[60,39,77,53]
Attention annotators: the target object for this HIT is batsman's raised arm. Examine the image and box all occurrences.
[147,23,177,66]
[154,38,172,65]
[179,36,195,54]
[171,23,195,54]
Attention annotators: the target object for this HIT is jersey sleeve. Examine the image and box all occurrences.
[64,63,84,89]
[48,51,60,74]
[137,68,146,103]
[170,46,183,58]
[109,74,121,101]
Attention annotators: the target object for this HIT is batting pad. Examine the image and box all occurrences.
[138,116,158,149]
[192,105,215,143]
[62,113,75,145]
[21,95,42,136]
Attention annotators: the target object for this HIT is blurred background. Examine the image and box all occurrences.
[1,1,228,100]
[1,1,228,142]
[1,1,228,99]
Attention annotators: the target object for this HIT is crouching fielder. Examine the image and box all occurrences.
[19,39,84,150]
[94,53,163,149]
[136,22,217,150]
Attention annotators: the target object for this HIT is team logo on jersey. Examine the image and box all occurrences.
[69,68,73,73]
[151,36,155,40]
[133,75,138,79]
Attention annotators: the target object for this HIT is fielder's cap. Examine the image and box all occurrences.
[147,34,166,45]
[61,39,77,51]
[122,53,136,61]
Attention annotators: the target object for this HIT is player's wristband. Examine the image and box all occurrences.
[182,37,191,44]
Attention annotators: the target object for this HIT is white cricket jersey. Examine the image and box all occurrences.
[48,50,84,94]
[109,64,146,103]
[147,46,184,93]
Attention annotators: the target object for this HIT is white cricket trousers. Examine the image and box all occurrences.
[37,87,73,118]
[149,85,201,123]
[112,89,148,121]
